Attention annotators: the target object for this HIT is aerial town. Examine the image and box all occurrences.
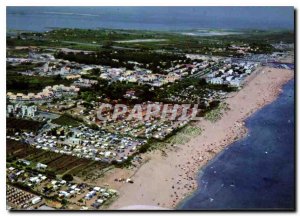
[6,26,294,210]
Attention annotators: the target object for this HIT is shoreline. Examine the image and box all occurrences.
[177,77,295,210]
[102,66,294,210]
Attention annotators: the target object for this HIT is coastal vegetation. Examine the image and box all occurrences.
[7,28,294,55]
[155,77,237,103]
[204,102,230,122]
[159,125,202,147]
[52,114,82,127]
[78,79,155,103]
[54,49,189,74]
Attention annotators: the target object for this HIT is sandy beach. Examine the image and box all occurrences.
[100,66,294,210]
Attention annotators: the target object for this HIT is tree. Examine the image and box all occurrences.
[54,74,62,81]
[62,173,73,182]
[102,40,114,49]
[61,198,68,206]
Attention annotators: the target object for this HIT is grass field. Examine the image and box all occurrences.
[204,102,230,122]
[145,125,203,152]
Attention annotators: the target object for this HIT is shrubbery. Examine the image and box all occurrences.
[62,173,73,182]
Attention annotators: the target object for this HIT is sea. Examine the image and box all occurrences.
[178,79,295,210]
[6,7,294,32]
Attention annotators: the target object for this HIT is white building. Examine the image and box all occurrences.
[230,79,242,87]
[7,105,14,115]
[7,104,37,118]
[31,197,42,205]
[22,105,37,117]
[36,163,47,170]
[209,77,223,85]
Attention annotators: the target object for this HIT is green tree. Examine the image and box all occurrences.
[62,173,73,182]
